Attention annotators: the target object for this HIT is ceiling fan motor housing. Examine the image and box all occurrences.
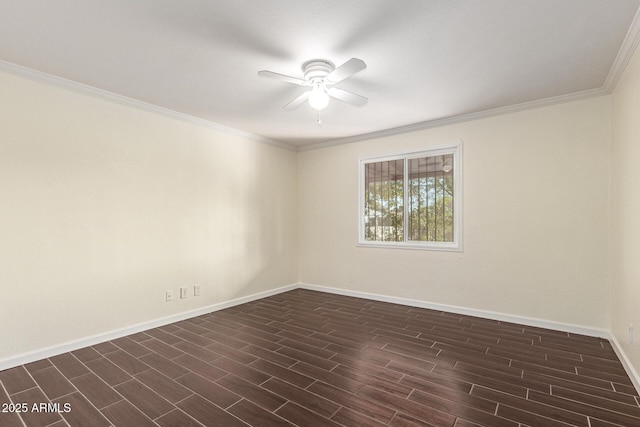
[302,59,335,83]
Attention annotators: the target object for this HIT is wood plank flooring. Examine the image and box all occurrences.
[1,289,639,426]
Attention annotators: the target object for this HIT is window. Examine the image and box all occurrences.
[358,142,462,250]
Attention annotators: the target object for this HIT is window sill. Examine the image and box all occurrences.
[357,241,462,252]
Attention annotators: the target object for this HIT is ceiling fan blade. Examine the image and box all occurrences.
[326,58,366,83]
[283,91,310,110]
[258,70,307,86]
[327,87,368,106]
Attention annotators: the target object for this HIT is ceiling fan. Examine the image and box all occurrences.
[258,58,368,111]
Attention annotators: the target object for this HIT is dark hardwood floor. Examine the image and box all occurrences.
[1,289,639,427]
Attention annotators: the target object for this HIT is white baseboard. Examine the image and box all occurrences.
[608,333,640,395]
[3,281,639,397]
[298,283,610,338]
[298,282,640,395]
[0,283,297,371]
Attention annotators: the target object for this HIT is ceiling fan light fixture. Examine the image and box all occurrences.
[308,83,329,110]
[258,57,367,113]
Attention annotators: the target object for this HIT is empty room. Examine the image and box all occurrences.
[1,1,640,426]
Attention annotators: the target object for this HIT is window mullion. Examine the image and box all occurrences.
[403,157,409,243]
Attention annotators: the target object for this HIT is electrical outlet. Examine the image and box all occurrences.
[180,286,188,299]
[194,284,201,296]
[630,324,635,344]
[165,290,173,302]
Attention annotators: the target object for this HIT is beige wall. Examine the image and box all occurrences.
[1,52,633,369]
[611,44,640,375]
[0,71,298,360]
[299,97,611,328]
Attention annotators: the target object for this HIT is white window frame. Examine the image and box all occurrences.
[358,141,463,251]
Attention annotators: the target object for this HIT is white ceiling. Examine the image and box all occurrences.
[1,1,639,150]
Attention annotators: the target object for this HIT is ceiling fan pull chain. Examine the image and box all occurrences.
[317,110,322,125]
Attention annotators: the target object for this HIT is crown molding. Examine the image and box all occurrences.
[604,5,640,92]
[296,87,608,151]
[5,9,639,157]
[0,60,297,152]
[297,6,640,152]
